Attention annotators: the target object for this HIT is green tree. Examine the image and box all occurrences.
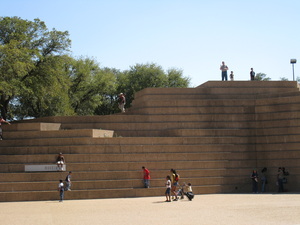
[280,77,289,81]
[94,67,121,115]
[116,63,190,108]
[69,57,117,115]
[0,16,71,119]
[255,73,271,81]
[14,55,74,119]
[166,68,190,87]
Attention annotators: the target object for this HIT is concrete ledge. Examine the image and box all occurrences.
[4,129,114,140]
[0,144,256,155]
[164,128,256,137]
[25,164,66,172]
[197,81,299,88]
[4,123,61,132]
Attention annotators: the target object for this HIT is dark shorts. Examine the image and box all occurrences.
[165,188,171,194]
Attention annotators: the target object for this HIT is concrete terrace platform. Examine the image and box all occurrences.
[0,195,300,225]
[1,81,300,202]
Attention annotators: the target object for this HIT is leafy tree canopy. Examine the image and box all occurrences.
[116,63,190,107]
[0,17,191,119]
[280,77,289,81]
[0,16,71,119]
[255,73,271,81]
[68,57,117,115]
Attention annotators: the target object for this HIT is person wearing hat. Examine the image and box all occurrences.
[118,93,126,113]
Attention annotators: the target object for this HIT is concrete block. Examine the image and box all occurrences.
[3,123,61,132]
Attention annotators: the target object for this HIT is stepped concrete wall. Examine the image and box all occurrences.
[0,81,300,202]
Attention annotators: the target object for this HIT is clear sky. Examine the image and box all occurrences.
[2,0,300,87]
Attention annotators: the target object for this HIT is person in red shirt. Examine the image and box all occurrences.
[142,166,150,188]
[0,116,11,140]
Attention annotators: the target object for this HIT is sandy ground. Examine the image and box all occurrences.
[0,194,300,225]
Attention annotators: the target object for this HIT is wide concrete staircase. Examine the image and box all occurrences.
[1,81,300,202]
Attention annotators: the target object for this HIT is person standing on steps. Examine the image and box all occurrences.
[0,116,11,140]
[277,167,284,193]
[261,167,267,193]
[142,166,150,188]
[165,176,171,202]
[230,71,234,81]
[58,180,64,202]
[250,68,255,81]
[118,93,126,113]
[170,169,180,201]
[251,169,259,193]
[220,61,229,81]
[65,171,72,191]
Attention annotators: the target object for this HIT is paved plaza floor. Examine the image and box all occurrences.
[0,194,300,225]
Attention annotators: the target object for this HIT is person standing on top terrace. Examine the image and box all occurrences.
[220,61,229,81]
[118,93,126,113]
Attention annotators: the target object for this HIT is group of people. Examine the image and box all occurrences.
[165,169,193,202]
[56,153,72,202]
[220,61,256,81]
[58,171,72,202]
[251,167,288,193]
[56,163,289,202]
[142,167,194,202]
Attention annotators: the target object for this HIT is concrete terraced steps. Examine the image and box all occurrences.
[1,81,300,202]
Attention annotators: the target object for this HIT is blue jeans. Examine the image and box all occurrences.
[60,190,64,201]
[261,180,266,192]
[143,179,150,188]
[278,179,284,192]
[252,180,258,193]
[222,71,228,81]
[66,181,71,190]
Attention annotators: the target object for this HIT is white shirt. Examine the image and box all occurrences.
[166,180,171,188]
[58,182,64,191]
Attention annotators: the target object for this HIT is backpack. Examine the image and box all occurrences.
[175,174,180,182]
